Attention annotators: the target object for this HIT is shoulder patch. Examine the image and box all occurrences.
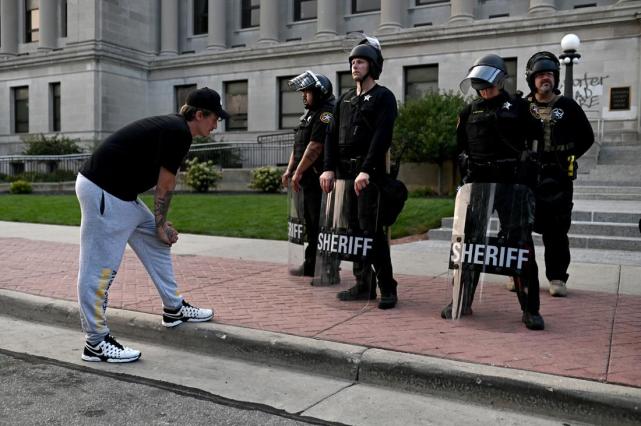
[320,112,333,124]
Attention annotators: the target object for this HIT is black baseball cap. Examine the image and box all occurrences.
[185,87,230,120]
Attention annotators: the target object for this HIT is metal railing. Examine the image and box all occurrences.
[0,141,294,180]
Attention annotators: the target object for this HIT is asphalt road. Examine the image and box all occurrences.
[0,352,315,426]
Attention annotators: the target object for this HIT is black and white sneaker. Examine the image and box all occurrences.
[81,334,141,363]
[162,300,214,328]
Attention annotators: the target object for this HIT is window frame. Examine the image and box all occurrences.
[279,76,300,130]
[337,71,356,96]
[50,82,61,132]
[502,57,517,96]
[193,0,208,35]
[415,0,449,5]
[404,64,439,101]
[351,0,380,14]
[174,84,198,113]
[13,86,30,134]
[25,0,40,43]
[224,80,249,131]
[293,0,317,21]
[241,0,260,29]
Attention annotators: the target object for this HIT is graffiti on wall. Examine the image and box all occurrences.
[559,72,609,109]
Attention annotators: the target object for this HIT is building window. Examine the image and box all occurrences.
[294,0,317,21]
[241,0,260,28]
[26,0,40,43]
[415,0,448,4]
[279,77,300,129]
[224,81,248,131]
[503,57,517,96]
[574,3,597,8]
[352,0,380,14]
[13,87,29,134]
[50,83,61,132]
[194,0,208,35]
[404,65,438,101]
[337,71,356,96]
[175,84,197,113]
[61,0,68,37]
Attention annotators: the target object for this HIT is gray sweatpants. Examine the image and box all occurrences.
[75,173,183,344]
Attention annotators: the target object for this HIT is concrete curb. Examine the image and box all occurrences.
[2,289,641,424]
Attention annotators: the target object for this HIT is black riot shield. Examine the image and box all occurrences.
[312,179,377,309]
[287,183,307,276]
[447,183,536,319]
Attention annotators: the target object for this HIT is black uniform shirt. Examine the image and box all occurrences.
[81,114,192,201]
[527,95,594,180]
[324,84,397,178]
[293,99,334,177]
[458,90,533,184]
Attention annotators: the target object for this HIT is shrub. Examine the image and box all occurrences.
[22,133,83,155]
[249,166,283,193]
[393,91,467,194]
[9,170,77,183]
[185,157,222,193]
[9,180,33,194]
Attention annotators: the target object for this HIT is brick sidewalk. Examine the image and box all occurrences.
[2,237,640,388]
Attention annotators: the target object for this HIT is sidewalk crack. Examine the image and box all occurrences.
[605,264,622,382]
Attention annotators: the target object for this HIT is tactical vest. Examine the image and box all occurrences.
[336,88,379,178]
[465,95,524,183]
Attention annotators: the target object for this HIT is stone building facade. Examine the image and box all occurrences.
[0,0,639,154]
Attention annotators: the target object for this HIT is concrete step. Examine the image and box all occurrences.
[439,211,638,227]
[573,186,641,201]
[597,145,641,166]
[577,165,641,186]
[428,210,641,252]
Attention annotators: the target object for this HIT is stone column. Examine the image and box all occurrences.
[315,0,337,39]
[0,0,18,55]
[208,0,226,49]
[160,0,179,56]
[258,0,279,44]
[378,0,402,33]
[39,0,58,50]
[449,0,474,24]
[528,0,556,15]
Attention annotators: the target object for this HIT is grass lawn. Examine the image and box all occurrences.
[0,193,454,240]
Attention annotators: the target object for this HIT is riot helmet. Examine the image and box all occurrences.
[459,54,507,94]
[288,70,333,100]
[348,36,384,80]
[526,51,560,93]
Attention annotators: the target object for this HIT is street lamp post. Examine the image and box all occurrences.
[559,34,581,99]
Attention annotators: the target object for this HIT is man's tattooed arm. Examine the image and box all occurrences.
[154,188,173,229]
[155,167,179,245]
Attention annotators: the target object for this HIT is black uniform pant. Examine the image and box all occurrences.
[534,180,573,283]
[461,184,540,314]
[301,181,322,270]
[353,183,396,296]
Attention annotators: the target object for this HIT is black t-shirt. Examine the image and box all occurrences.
[81,114,192,201]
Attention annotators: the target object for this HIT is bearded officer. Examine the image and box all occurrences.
[282,71,336,277]
[319,37,399,310]
[523,51,594,297]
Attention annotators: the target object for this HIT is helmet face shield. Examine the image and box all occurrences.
[288,70,320,92]
[460,65,505,93]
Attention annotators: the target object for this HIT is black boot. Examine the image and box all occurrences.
[378,280,398,310]
[522,311,545,330]
[337,280,376,301]
[440,302,473,319]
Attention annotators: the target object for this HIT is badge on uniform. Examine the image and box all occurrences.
[320,112,333,124]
